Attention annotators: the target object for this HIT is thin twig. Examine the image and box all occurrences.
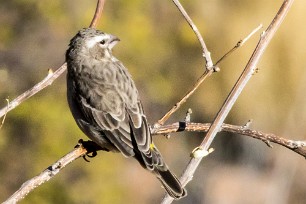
[0,67,66,118]
[215,24,263,67]
[0,98,9,129]
[90,0,105,28]
[161,0,295,203]
[156,20,260,127]
[156,69,212,126]
[4,120,305,203]
[172,0,213,69]
[3,144,88,204]
[0,0,105,119]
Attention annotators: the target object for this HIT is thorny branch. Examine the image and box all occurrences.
[4,122,305,203]
[161,0,295,203]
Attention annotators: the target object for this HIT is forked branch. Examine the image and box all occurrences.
[161,0,295,203]
[156,23,261,126]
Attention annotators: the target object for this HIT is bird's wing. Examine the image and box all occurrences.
[78,93,135,157]
[73,60,152,158]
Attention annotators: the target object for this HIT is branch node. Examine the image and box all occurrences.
[151,122,162,132]
[252,67,260,75]
[48,162,62,176]
[184,108,193,123]
[213,66,221,72]
[241,119,253,130]
[264,139,273,148]
[47,69,54,76]
[190,147,214,158]
[287,140,306,148]
[214,24,263,67]
[164,134,171,139]
[261,30,266,38]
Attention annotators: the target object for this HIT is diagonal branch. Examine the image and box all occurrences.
[3,144,88,204]
[172,0,213,69]
[161,0,295,203]
[214,24,263,67]
[0,0,106,119]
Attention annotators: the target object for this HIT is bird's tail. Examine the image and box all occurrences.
[155,166,187,199]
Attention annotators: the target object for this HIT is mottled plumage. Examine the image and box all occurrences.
[66,28,186,199]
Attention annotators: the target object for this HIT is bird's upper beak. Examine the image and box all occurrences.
[109,35,120,49]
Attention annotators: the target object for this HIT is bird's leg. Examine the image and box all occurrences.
[76,139,108,162]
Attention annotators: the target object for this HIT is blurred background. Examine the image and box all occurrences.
[0,0,306,203]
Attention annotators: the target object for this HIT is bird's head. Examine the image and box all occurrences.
[67,28,120,60]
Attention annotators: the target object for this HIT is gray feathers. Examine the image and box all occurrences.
[66,28,186,199]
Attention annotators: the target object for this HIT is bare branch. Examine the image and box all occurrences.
[4,120,305,203]
[0,0,106,119]
[3,143,88,204]
[90,0,106,28]
[161,0,295,203]
[172,0,213,69]
[214,24,263,67]
[152,122,306,158]
[156,6,261,127]
[156,70,212,126]
[0,66,66,118]
[0,98,9,129]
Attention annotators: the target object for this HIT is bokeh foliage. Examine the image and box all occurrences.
[1,0,306,203]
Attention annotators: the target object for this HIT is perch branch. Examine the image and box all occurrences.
[161,0,295,203]
[0,0,105,119]
[4,121,305,203]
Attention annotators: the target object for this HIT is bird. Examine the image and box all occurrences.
[66,28,186,199]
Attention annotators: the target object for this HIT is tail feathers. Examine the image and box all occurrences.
[156,168,187,199]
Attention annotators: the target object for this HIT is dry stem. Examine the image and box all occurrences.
[4,121,305,203]
[161,0,295,203]
[156,22,261,127]
[3,144,87,204]
[0,0,105,119]
[172,0,213,69]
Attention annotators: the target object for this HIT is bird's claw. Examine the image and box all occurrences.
[76,139,105,162]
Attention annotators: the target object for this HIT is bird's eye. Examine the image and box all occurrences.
[100,40,106,45]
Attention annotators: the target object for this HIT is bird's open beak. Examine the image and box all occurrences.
[109,35,120,49]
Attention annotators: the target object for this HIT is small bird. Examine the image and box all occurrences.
[66,28,186,199]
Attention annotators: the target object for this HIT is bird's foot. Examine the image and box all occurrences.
[76,139,107,162]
